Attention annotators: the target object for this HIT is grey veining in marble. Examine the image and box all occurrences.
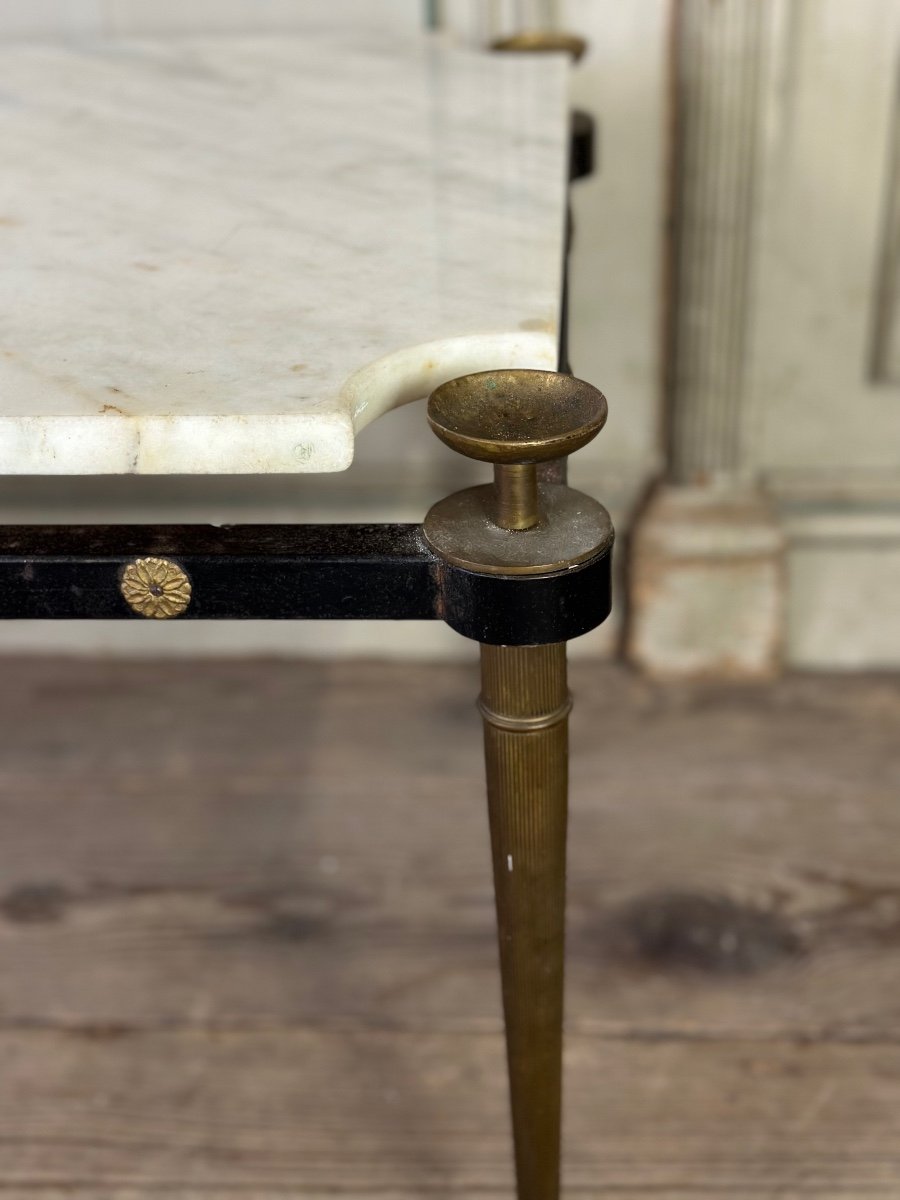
[0,31,569,473]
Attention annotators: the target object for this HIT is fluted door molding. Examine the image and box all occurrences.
[627,0,785,679]
[665,0,777,483]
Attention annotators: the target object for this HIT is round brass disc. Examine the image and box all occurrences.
[491,31,588,62]
[423,484,613,576]
[427,370,607,466]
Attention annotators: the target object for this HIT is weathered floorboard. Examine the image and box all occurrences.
[0,662,899,1039]
[0,658,898,1194]
[3,1030,900,1194]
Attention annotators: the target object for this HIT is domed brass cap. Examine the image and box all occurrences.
[427,369,607,467]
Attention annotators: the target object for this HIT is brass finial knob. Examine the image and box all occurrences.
[428,370,606,530]
[491,31,588,62]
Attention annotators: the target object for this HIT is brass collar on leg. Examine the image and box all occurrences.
[423,483,612,576]
[477,693,573,732]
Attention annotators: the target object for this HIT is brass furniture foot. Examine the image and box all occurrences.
[425,368,610,1200]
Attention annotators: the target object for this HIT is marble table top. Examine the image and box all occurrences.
[0,31,570,474]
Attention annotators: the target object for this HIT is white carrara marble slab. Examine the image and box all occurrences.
[0,33,570,473]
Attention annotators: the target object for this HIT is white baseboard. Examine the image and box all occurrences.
[781,501,900,668]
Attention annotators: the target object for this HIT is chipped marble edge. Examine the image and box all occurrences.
[0,330,558,474]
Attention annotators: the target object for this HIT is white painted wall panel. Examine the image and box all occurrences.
[751,0,900,474]
[0,0,103,38]
[104,0,421,37]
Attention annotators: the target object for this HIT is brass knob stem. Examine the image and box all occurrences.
[494,464,541,531]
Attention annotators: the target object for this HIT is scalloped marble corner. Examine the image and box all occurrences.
[0,33,570,474]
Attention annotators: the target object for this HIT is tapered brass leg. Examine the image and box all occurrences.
[423,368,610,1197]
[480,641,570,1200]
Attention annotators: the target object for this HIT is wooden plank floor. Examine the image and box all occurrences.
[0,657,899,1197]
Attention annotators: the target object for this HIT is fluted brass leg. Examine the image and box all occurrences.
[479,641,570,1200]
[424,369,608,1194]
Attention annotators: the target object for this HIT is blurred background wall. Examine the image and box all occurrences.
[1,0,898,671]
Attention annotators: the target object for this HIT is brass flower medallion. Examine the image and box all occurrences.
[120,557,192,619]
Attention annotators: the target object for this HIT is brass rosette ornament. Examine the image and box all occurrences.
[120,556,192,619]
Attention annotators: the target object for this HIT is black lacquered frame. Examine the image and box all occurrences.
[0,523,611,647]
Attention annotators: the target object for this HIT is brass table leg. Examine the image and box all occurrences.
[480,641,569,1200]
[423,368,611,1200]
